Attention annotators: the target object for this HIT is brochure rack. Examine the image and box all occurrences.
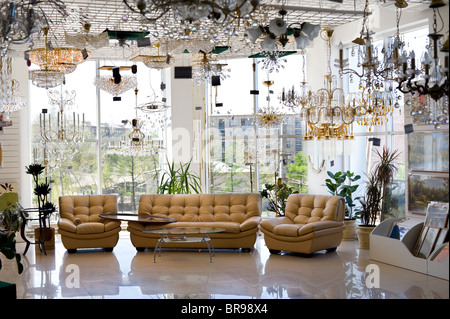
[370,218,449,280]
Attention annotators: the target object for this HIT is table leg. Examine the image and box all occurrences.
[202,234,213,263]
[20,212,31,255]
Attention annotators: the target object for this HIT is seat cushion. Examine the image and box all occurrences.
[76,222,105,235]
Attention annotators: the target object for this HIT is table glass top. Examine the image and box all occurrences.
[143,227,226,235]
[100,213,176,224]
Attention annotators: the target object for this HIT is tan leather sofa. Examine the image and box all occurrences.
[127,193,262,251]
[260,194,345,256]
[57,195,121,252]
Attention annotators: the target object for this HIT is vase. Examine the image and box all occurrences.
[342,219,357,240]
[356,225,375,249]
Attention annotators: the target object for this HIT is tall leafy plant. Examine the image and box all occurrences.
[359,147,400,226]
[156,158,201,194]
[325,170,361,220]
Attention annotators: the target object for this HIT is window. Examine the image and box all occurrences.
[30,61,167,212]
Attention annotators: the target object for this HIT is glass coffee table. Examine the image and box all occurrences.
[143,227,226,263]
[100,213,176,225]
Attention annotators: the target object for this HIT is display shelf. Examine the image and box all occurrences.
[370,218,449,280]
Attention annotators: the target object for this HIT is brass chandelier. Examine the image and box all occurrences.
[27,27,91,89]
[297,29,355,141]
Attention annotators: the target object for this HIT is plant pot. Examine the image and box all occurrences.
[342,219,357,240]
[356,225,376,249]
[34,227,55,251]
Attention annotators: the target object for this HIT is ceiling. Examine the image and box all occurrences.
[8,0,430,60]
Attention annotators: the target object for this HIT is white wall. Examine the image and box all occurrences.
[0,57,32,207]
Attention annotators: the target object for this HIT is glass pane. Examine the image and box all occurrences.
[30,60,98,205]
[100,63,167,212]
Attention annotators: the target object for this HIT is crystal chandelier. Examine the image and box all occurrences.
[300,29,355,141]
[258,51,287,74]
[26,27,91,75]
[255,79,286,128]
[94,74,137,97]
[336,0,400,131]
[279,51,313,110]
[131,43,175,69]
[109,89,165,157]
[1,56,26,122]
[39,87,85,163]
[0,0,68,57]
[397,2,449,104]
[64,23,110,49]
[123,0,261,25]
[191,51,230,85]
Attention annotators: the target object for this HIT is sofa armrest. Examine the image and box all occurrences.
[58,218,77,233]
[239,216,261,232]
[260,216,293,233]
[297,221,344,236]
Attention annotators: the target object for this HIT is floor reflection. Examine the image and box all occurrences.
[0,232,447,299]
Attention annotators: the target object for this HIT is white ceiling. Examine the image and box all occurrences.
[8,0,431,60]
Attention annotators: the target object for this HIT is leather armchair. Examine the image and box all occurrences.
[260,194,345,256]
[57,195,121,252]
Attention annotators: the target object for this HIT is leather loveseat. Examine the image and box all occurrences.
[127,193,262,251]
[57,195,121,252]
[260,194,345,256]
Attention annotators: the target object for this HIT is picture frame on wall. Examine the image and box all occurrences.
[408,174,449,215]
[408,131,449,173]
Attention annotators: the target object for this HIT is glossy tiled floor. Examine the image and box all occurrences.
[0,231,448,299]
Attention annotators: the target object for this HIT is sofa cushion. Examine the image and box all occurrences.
[285,195,345,224]
[138,194,261,225]
[76,222,105,235]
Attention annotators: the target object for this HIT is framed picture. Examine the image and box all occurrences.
[408,174,449,215]
[408,132,449,173]
[415,227,441,259]
[424,202,449,228]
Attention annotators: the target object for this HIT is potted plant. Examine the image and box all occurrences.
[325,170,361,240]
[0,202,24,273]
[356,147,400,249]
[260,177,298,217]
[25,163,57,253]
[156,158,201,194]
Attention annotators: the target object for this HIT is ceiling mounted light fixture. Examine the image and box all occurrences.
[245,9,321,52]
[64,23,109,49]
[0,0,68,57]
[123,0,261,25]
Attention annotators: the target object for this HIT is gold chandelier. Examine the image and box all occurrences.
[299,29,355,141]
[255,79,286,128]
[27,27,91,89]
